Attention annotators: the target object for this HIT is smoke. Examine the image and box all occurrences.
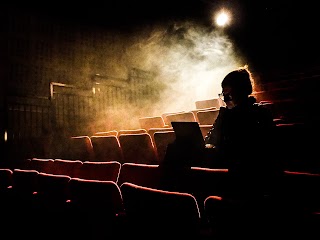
[52,20,247,132]
[121,21,245,117]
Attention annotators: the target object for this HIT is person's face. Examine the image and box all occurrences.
[222,86,232,102]
[221,86,236,109]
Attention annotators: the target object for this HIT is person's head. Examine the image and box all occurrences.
[220,65,254,108]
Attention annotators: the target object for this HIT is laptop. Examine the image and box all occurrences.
[171,121,206,150]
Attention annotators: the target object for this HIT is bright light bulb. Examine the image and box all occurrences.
[214,10,231,27]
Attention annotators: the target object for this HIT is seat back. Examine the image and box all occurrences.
[117,163,160,188]
[275,123,315,172]
[161,111,185,126]
[195,98,222,109]
[153,130,176,163]
[165,111,197,127]
[69,136,94,161]
[283,170,320,213]
[28,158,54,173]
[12,169,39,194]
[68,178,124,238]
[139,116,166,130]
[120,182,201,237]
[90,135,124,162]
[92,130,118,136]
[68,178,124,214]
[0,168,13,190]
[0,169,13,214]
[78,161,121,183]
[118,133,158,164]
[203,195,225,236]
[188,167,229,215]
[147,127,173,143]
[14,158,32,170]
[196,109,220,125]
[117,128,147,137]
[11,169,39,208]
[50,159,83,178]
[37,172,71,207]
[190,107,217,122]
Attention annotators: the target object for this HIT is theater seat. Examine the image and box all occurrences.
[120,182,201,238]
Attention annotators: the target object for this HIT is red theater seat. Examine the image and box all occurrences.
[120,182,201,238]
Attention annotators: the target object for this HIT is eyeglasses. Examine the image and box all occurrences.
[218,92,232,102]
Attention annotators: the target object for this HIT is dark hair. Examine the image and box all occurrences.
[221,66,253,96]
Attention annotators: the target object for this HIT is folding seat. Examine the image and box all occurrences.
[78,161,121,183]
[274,122,314,172]
[36,172,71,208]
[117,128,147,136]
[11,169,39,211]
[33,172,75,238]
[0,168,13,208]
[188,167,229,216]
[190,107,217,123]
[0,168,13,190]
[195,98,222,109]
[153,130,176,163]
[12,168,39,195]
[196,108,220,125]
[0,170,22,235]
[117,162,161,189]
[67,178,124,239]
[164,111,197,127]
[7,169,41,238]
[120,182,201,238]
[92,130,118,136]
[28,158,54,173]
[50,159,83,178]
[282,171,320,218]
[90,135,124,162]
[14,158,32,170]
[204,194,278,238]
[147,127,173,143]
[138,116,166,130]
[118,133,159,164]
[68,136,94,161]
[203,195,226,238]
[161,111,185,126]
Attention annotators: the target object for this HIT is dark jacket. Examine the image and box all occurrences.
[205,97,283,198]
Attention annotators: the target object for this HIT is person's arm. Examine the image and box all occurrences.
[204,107,227,147]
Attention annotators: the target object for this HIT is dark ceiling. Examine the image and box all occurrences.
[3,1,320,73]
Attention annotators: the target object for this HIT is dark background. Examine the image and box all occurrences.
[3,0,320,74]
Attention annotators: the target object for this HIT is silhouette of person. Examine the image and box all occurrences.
[204,65,284,237]
[204,65,282,198]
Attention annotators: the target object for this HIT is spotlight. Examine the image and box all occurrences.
[213,9,231,28]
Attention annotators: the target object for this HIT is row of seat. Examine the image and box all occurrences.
[139,107,220,130]
[68,124,212,164]
[137,98,298,132]
[11,159,228,213]
[0,166,319,239]
[15,158,121,181]
[0,166,225,238]
[7,159,320,217]
[68,121,319,173]
[137,97,222,130]
[65,97,306,166]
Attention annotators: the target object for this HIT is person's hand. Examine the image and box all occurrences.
[205,144,215,149]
